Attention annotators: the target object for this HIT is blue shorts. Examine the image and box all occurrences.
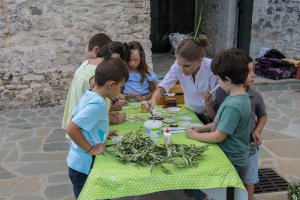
[235,150,259,185]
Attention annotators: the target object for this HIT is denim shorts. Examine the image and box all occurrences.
[235,150,259,185]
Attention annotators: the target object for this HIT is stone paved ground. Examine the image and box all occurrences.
[0,54,300,200]
[1,90,299,200]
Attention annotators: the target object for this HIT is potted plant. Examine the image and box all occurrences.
[288,181,300,200]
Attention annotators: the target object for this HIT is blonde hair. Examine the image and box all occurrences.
[175,34,210,61]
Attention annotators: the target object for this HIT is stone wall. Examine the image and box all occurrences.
[200,0,300,60]
[0,0,151,110]
[250,0,300,59]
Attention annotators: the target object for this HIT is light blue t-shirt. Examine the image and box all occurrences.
[123,71,158,95]
[66,90,109,175]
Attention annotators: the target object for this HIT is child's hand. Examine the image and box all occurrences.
[109,112,126,124]
[109,130,118,136]
[203,91,213,105]
[133,94,143,101]
[124,93,132,101]
[90,143,106,155]
[252,131,262,145]
[110,103,122,111]
[119,100,128,106]
[185,128,198,139]
[117,112,126,123]
[190,125,200,132]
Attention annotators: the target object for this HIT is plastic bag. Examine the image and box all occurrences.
[169,33,192,49]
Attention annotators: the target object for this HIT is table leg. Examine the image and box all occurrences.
[226,187,234,200]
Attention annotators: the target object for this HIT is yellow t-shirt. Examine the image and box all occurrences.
[62,60,111,138]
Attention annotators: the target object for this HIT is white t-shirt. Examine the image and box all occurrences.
[158,58,217,114]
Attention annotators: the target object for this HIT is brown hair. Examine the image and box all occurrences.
[94,58,129,87]
[128,41,149,83]
[88,33,112,51]
[211,48,249,84]
[175,34,210,61]
[97,41,130,63]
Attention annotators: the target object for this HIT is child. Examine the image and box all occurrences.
[85,33,112,59]
[66,58,129,199]
[121,41,158,101]
[185,49,251,200]
[204,56,267,200]
[62,33,111,131]
[62,41,129,135]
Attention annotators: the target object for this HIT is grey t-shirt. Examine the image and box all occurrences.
[214,87,267,142]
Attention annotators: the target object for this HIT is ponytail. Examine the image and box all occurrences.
[176,35,210,61]
[197,34,210,49]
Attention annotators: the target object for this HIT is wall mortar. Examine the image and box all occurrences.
[250,0,300,59]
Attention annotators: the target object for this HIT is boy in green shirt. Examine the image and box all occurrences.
[204,56,267,200]
[185,48,251,200]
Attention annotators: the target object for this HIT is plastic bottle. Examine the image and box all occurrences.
[164,128,171,145]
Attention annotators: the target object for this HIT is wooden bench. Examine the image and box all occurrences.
[157,84,184,105]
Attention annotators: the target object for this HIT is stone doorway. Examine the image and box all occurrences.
[150,0,196,53]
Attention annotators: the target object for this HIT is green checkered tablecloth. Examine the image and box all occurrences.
[78,103,244,200]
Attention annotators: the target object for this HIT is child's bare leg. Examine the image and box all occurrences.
[246,184,254,200]
[246,185,254,200]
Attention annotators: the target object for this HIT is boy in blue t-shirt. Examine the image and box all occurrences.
[65,58,129,199]
[185,49,251,200]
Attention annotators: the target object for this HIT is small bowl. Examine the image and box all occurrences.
[179,121,191,126]
[179,116,192,121]
[144,120,162,137]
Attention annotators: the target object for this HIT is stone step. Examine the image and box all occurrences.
[253,77,300,92]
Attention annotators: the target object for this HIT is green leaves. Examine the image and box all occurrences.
[107,134,209,174]
[288,181,300,200]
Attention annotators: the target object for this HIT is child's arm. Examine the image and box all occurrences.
[109,111,126,124]
[186,128,228,143]
[89,76,95,89]
[189,122,212,133]
[66,120,106,155]
[117,93,129,101]
[134,92,152,101]
[252,115,267,145]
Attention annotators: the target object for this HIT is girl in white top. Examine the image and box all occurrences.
[149,35,217,124]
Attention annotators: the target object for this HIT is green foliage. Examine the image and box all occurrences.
[107,133,209,174]
[288,181,300,200]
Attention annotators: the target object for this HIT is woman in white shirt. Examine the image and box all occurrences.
[149,35,217,124]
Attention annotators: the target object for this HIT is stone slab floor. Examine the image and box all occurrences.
[0,53,300,199]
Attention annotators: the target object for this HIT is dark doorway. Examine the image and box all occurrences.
[150,0,195,53]
[237,0,254,54]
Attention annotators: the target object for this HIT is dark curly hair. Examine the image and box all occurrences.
[211,48,249,84]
